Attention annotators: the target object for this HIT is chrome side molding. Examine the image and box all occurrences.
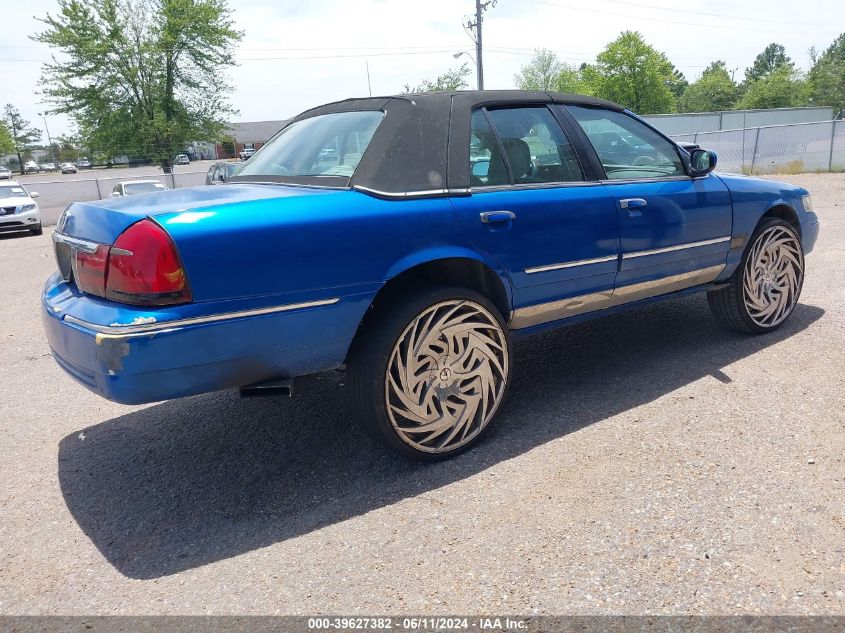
[510,290,613,329]
[524,236,732,275]
[510,265,724,329]
[525,254,617,275]
[622,236,730,260]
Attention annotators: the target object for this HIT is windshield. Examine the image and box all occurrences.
[237,110,384,182]
[0,185,28,198]
[124,182,167,195]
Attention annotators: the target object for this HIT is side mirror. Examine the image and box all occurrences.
[111,191,121,197]
[689,148,717,177]
[29,192,39,198]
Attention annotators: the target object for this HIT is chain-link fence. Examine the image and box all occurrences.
[672,119,845,175]
[17,167,210,226]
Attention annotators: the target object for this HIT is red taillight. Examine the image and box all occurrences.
[105,219,191,305]
[74,244,110,296]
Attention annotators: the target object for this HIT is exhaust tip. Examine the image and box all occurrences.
[239,378,294,398]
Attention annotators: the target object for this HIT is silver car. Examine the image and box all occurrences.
[110,180,169,197]
[0,166,11,180]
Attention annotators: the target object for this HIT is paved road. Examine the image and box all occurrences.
[0,174,842,614]
[11,161,220,225]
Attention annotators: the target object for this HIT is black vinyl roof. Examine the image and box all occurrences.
[285,91,626,196]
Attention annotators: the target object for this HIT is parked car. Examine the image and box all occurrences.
[205,161,240,184]
[239,147,256,160]
[60,162,78,174]
[0,166,10,179]
[0,181,41,235]
[109,180,169,197]
[42,91,819,460]
[40,162,56,172]
[175,154,190,165]
[76,158,92,169]
[23,160,39,174]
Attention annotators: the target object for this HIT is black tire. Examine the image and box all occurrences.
[30,223,43,236]
[348,285,512,461]
[707,218,804,334]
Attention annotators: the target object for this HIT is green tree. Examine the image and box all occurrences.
[737,66,806,110]
[55,134,81,162]
[666,65,688,100]
[0,121,14,156]
[403,63,472,93]
[34,0,242,173]
[557,62,593,94]
[586,31,677,114]
[808,33,845,113]
[744,43,793,84]
[2,105,42,175]
[514,48,562,91]
[679,61,739,112]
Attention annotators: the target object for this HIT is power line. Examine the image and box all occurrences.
[587,0,831,27]
[0,48,476,63]
[533,0,842,34]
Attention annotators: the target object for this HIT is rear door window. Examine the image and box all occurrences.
[485,106,584,185]
[469,109,509,187]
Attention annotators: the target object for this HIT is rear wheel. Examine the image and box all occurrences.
[708,218,804,333]
[349,286,511,460]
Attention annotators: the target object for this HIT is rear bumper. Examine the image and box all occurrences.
[42,274,372,405]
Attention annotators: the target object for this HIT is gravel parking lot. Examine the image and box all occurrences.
[0,173,842,615]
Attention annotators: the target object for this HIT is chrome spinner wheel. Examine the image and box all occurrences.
[742,224,804,328]
[385,299,509,454]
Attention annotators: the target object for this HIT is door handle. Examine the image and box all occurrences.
[480,210,516,224]
[619,198,647,209]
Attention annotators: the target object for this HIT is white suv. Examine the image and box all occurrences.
[0,181,42,235]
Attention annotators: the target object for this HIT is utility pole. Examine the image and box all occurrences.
[40,113,58,167]
[465,0,495,90]
[365,62,372,97]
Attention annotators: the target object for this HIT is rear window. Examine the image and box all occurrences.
[237,111,384,183]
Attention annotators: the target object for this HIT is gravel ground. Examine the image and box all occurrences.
[0,173,843,615]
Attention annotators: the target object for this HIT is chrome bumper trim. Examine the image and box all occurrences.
[622,236,731,259]
[62,297,341,336]
[525,255,617,275]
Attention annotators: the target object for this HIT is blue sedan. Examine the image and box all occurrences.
[42,91,819,460]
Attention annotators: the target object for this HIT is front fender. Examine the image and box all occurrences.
[717,174,812,277]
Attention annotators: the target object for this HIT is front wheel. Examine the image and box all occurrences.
[708,218,804,333]
[30,223,43,236]
[349,286,511,461]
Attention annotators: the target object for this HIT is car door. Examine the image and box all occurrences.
[564,105,732,303]
[451,105,620,329]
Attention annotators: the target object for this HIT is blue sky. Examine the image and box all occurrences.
[3,0,843,140]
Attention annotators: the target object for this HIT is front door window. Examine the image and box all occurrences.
[567,106,685,180]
